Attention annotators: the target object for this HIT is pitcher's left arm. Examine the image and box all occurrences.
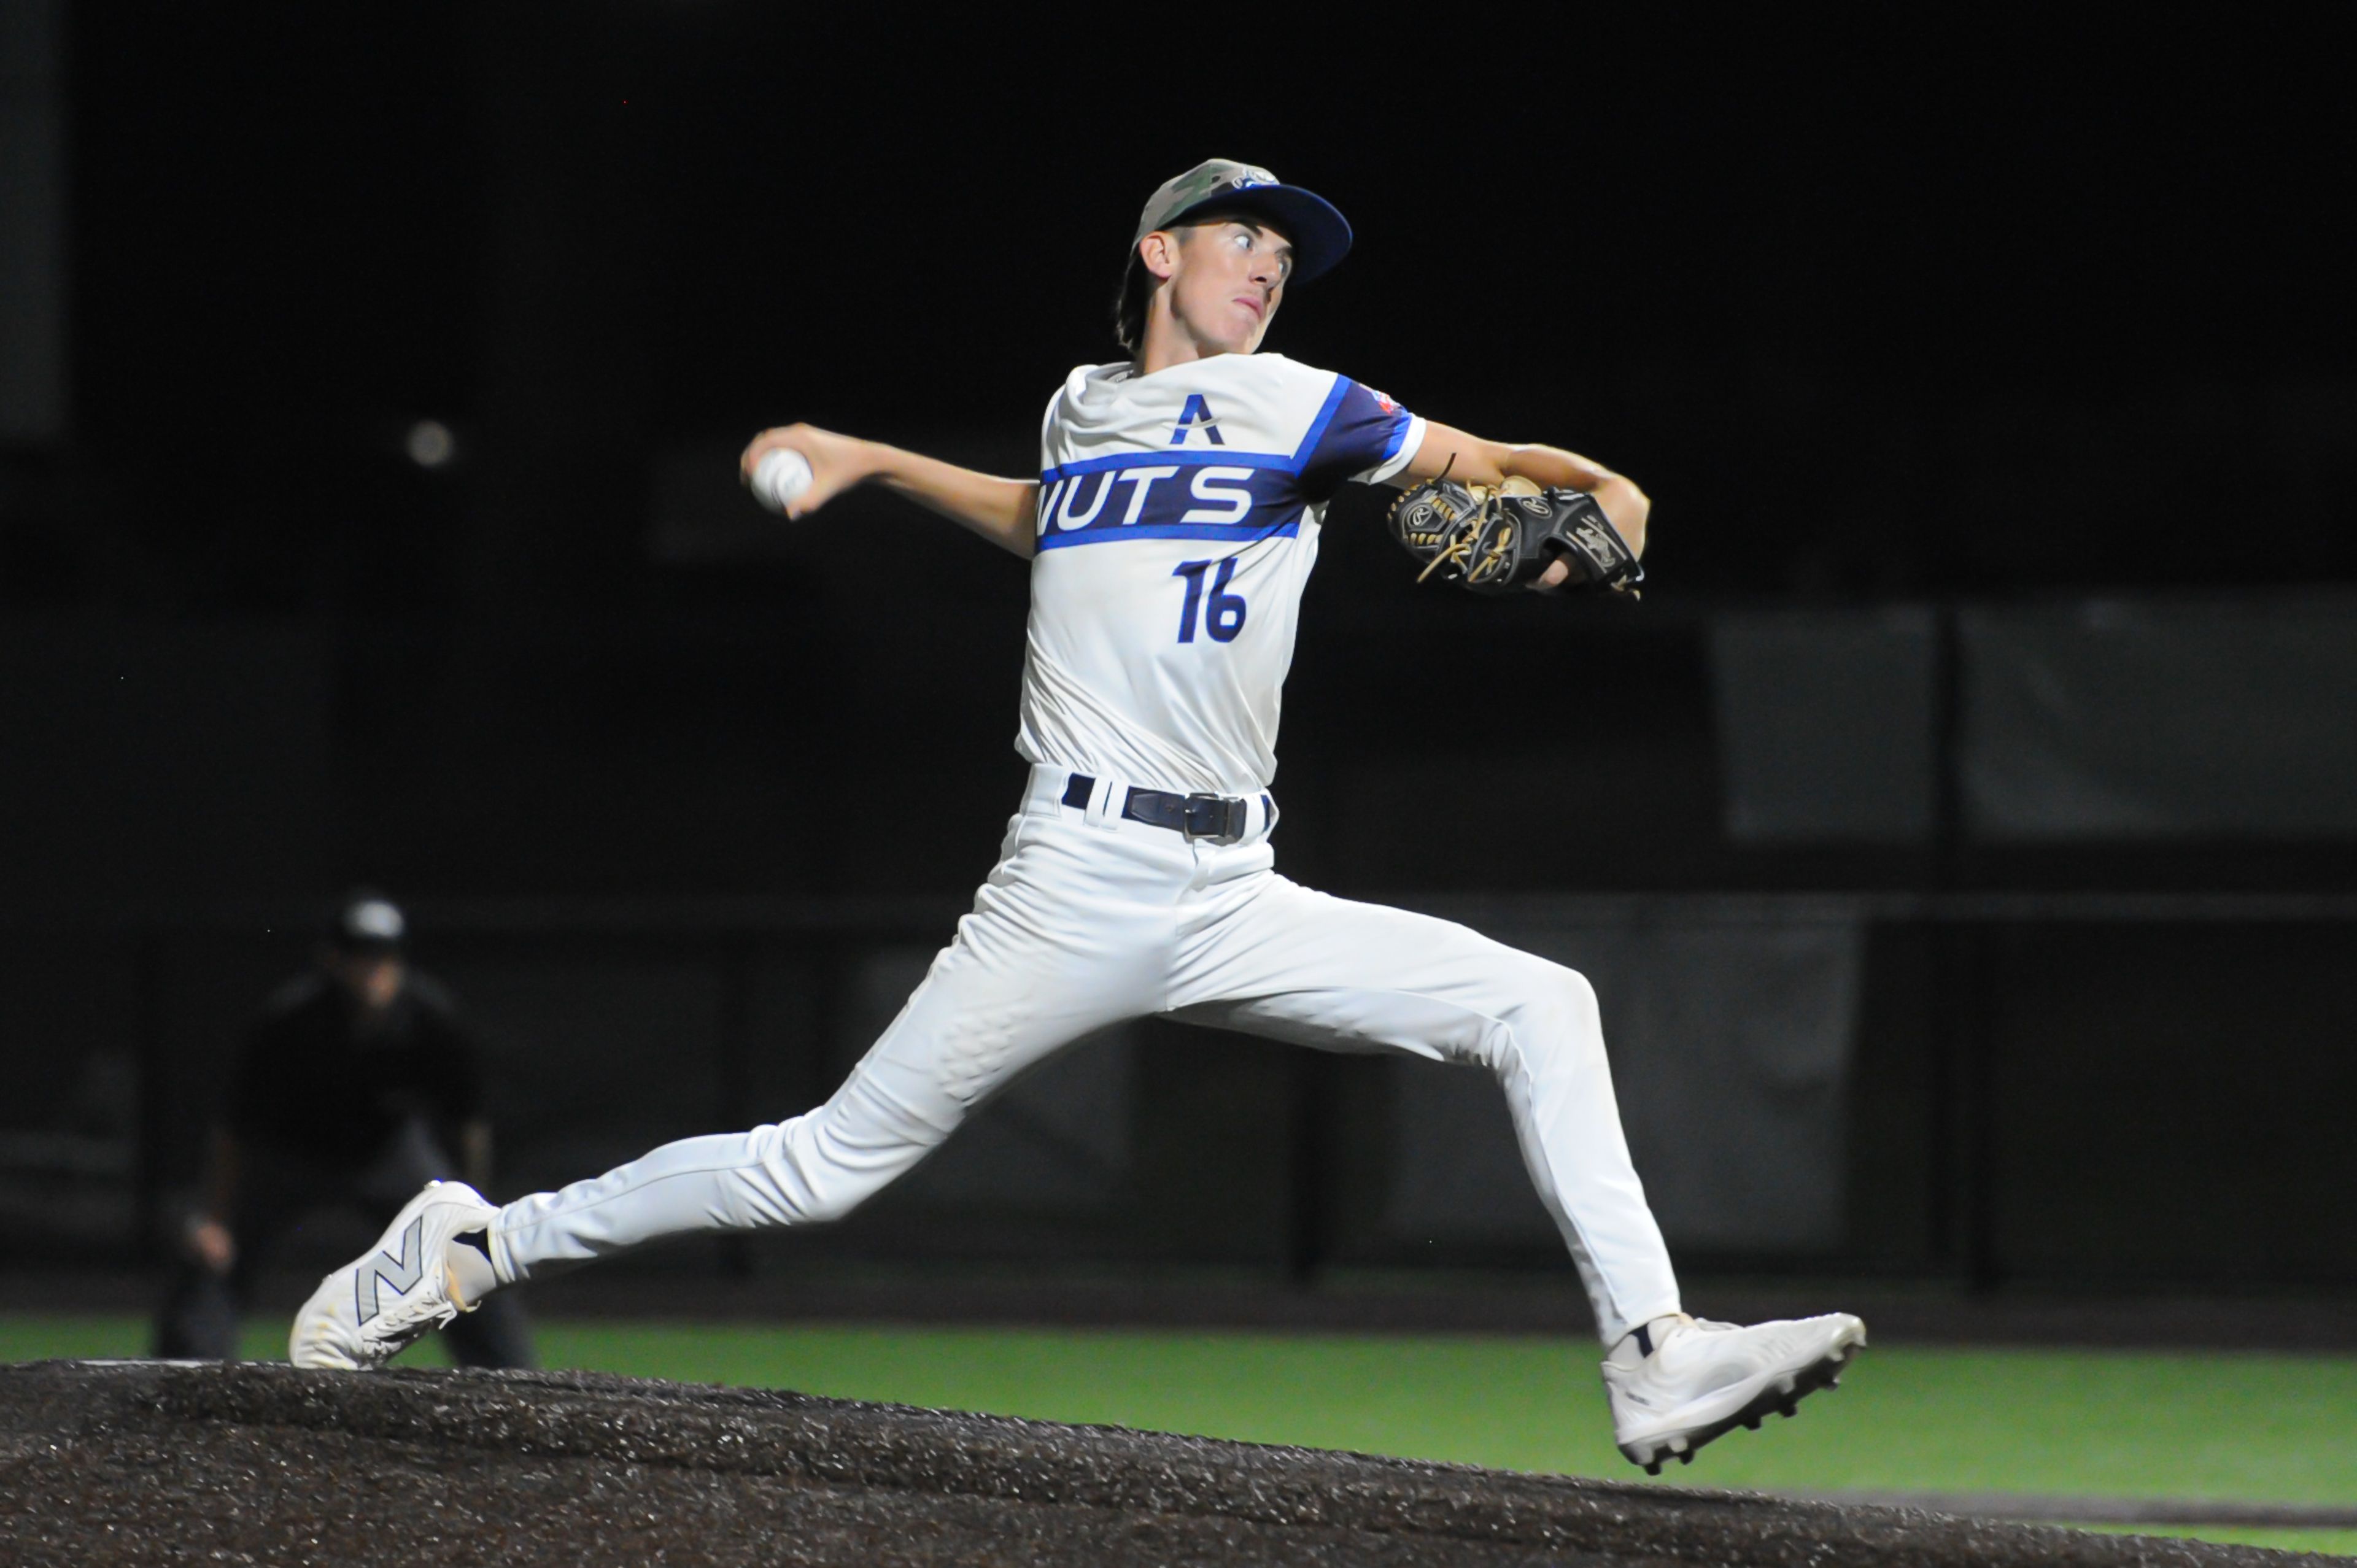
[1398,422,1649,580]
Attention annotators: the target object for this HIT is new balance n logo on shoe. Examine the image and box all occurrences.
[355,1215,427,1325]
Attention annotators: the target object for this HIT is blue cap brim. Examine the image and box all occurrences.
[1163,183,1353,285]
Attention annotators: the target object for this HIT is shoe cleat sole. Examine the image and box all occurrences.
[1622,1341,1861,1477]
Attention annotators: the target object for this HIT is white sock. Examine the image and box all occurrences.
[446,1227,501,1309]
[1611,1312,1691,1364]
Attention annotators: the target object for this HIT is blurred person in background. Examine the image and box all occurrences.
[152,890,534,1367]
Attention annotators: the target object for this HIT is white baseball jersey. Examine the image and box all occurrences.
[1016,353,1426,796]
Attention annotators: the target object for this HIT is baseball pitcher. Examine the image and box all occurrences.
[293,160,1862,1473]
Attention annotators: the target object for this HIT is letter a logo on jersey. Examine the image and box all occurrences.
[1170,394,1225,446]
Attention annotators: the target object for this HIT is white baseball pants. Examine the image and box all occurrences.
[492,765,1682,1343]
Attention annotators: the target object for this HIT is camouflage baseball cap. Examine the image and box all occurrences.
[1131,158,1353,284]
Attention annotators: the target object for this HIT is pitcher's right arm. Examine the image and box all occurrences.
[741,423,1040,558]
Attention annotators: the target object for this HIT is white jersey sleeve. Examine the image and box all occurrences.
[1013,353,1424,795]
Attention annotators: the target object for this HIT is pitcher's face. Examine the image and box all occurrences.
[1164,220,1293,356]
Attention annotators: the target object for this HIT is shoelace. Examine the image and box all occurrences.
[366,1283,459,1348]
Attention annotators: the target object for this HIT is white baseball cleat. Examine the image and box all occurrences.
[1602,1311,1867,1474]
[288,1180,499,1370]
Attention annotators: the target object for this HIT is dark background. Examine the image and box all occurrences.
[2,6,2354,1303]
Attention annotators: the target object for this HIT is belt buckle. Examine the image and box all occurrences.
[1182,792,1245,845]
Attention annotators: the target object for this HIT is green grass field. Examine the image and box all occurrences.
[7,1314,2352,1557]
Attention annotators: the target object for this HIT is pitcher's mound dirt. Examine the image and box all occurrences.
[0,1361,2325,1565]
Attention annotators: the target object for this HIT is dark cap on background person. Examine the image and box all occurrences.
[330,889,407,953]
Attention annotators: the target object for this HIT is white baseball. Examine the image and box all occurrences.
[751,448,813,514]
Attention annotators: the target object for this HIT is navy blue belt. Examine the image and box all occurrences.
[1061,773,1263,845]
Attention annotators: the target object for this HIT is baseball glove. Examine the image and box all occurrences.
[1387,477,1644,597]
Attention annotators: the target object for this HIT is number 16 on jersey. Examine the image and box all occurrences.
[1173,559,1247,644]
